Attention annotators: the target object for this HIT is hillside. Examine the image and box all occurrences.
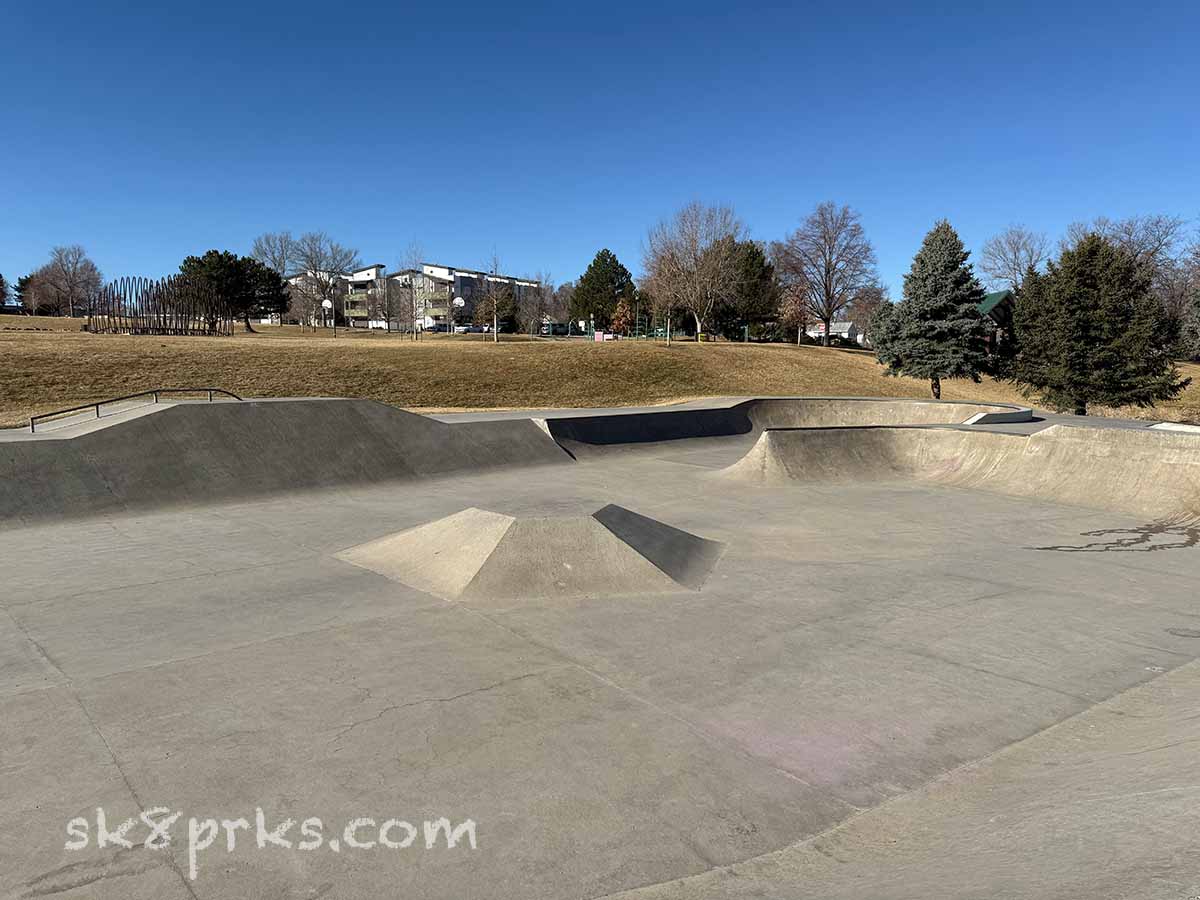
[2,329,1198,428]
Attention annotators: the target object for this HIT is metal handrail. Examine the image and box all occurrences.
[29,388,244,433]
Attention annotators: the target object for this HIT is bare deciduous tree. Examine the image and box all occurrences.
[1062,214,1193,337]
[17,270,53,315]
[979,225,1050,290]
[476,253,511,342]
[846,281,890,345]
[39,245,102,317]
[775,284,809,345]
[1062,214,1186,269]
[772,202,877,346]
[552,281,574,329]
[293,232,361,326]
[250,231,297,277]
[1181,239,1200,360]
[286,278,320,328]
[397,241,426,339]
[364,272,403,331]
[517,271,554,335]
[644,202,744,344]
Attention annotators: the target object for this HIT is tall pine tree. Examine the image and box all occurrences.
[571,249,635,330]
[874,220,991,398]
[1013,234,1189,415]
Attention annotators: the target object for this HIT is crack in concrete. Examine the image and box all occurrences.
[1,599,201,900]
[327,667,564,746]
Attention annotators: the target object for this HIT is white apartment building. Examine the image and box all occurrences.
[284,263,539,330]
[342,264,387,323]
[282,264,386,326]
[387,264,540,330]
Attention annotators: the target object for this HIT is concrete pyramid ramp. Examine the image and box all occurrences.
[336,508,516,600]
[336,505,723,603]
[591,503,725,589]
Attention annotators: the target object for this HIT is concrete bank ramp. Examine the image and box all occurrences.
[336,505,724,603]
[0,399,569,526]
[724,424,1200,521]
[544,398,1030,452]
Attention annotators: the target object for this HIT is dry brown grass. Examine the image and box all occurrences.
[0,314,86,333]
[2,330,1198,428]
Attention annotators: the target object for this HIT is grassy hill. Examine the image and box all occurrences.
[2,329,1198,428]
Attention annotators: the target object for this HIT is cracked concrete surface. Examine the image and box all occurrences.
[3,402,1200,898]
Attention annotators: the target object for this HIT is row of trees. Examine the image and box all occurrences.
[250,230,363,327]
[871,220,1191,414]
[978,215,1200,358]
[566,201,885,346]
[563,201,1195,417]
[3,246,103,316]
[568,210,783,342]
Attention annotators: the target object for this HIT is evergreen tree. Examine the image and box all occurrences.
[1012,234,1189,415]
[1180,259,1200,361]
[571,249,635,329]
[711,240,780,339]
[14,274,37,313]
[1184,289,1200,362]
[0,273,9,308]
[869,299,899,351]
[180,250,289,332]
[874,220,991,398]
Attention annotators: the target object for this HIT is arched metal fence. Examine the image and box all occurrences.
[87,275,234,335]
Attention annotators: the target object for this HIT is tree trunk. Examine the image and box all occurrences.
[693,311,704,341]
[822,318,831,347]
[243,313,257,334]
[493,307,498,343]
[1074,401,1087,416]
[796,324,802,345]
[930,375,941,400]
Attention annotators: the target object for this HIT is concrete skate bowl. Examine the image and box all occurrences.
[336,504,725,605]
[0,399,570,527]
[723,424,1200,522]
[542,397,1031,455]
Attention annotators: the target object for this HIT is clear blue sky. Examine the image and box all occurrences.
[2,0,1197,294]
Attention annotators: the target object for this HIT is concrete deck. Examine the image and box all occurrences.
[2,398,1198,899]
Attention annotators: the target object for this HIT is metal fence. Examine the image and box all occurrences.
[87,275,234,335]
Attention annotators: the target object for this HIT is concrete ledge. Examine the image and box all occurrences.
[1150,421,1200,433]
[961,407,1034,425]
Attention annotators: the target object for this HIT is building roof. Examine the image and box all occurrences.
[422,263,540,285]
[978,289,1013,316]
[808,321,857,334]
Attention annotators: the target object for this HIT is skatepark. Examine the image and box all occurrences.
[3,395,1200,899]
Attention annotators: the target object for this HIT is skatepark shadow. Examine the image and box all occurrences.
[1031,519,1200,553]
